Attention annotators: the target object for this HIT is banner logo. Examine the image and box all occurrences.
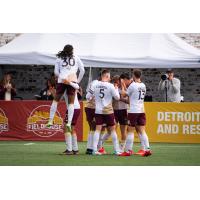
[27,105,63,137]
[0,108,9,133]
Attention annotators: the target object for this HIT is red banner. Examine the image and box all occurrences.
[0,100,83,141]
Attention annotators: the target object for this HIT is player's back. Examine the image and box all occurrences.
[127,81,146,113]
[93,81,119,114]
[55,55,84,83]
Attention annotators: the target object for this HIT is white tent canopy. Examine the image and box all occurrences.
[0,33,200,68]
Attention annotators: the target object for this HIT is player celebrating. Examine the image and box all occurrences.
[61,91,81,155]
[47,45,85,132]
[112,75,129,151]
[86,69,121,155]
[85,79,99,155]
[120,69,152,157]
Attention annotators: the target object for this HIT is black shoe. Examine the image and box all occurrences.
[62,149,73,155]
[86,149,93,155]
[73,150,79,155]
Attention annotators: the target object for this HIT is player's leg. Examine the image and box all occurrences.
[63,120,73,155]
[72,127,79,155]
[98,126,108,154]
[66,85,76,132]
[92,114,103,155]
[47,83,65,127]
[135,126,145,155]
[71,109,80,155]
[85,108,95,154]
[106,114,121,155]
[136,125,151,156]
[119,124,127,151]
[118,109,128,151]
[120,113,135,156]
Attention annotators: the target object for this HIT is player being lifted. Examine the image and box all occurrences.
[46,45,85,132]
[86,69,121,155]
[120,69,152,157]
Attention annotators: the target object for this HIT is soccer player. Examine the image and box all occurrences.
[112,75,129,151]
[85,79,98,155]
[47,44,85,132]
[120,69,152,157]
[86,69,121,155]
[62,91,81,155]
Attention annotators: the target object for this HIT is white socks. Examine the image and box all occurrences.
[125,133,134,152]
[86,131,93,150]
[72,134,78,151]
[140,132,150,150]
[138,133,145,150]
[92,130,100,152]
[101,133,110,145]
[65,132,78,151]
[65,132,72,151]
[110,130,120,152]
[49,100,58,122]
[67,104,74,126]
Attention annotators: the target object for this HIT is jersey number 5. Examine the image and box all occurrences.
[99,89,105,98]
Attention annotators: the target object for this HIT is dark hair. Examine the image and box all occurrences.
[56,44,74,60]
[120,73,130,80]
[133,69,142,79]
[101,69,110,76]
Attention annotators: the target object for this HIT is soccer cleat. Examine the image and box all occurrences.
[142,150,152,157]
[73,150,79,155]
[119,151,131,156]
[60,149,73,155]
[86,149,93,155]
[92,151,102,155]
[66,124,72,133]
[135,149,145,156]
[98,147,107,154]
[46,120,53,128]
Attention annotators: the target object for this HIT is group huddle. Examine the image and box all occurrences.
[46,44,152,157]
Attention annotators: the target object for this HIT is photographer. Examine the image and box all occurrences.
[158,69,181,102]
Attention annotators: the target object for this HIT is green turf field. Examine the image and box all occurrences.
[0,141,199,166]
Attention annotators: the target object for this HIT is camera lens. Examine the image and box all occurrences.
[161,74,167,80]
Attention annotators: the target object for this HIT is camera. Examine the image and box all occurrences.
[161,74,169,81]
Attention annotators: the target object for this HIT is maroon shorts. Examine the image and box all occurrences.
[114,109,128,125]
[128,113,146,127]
[56,83,76,96]
[85,107,95,124]
[95,113,115,127]
[65,109,80,126]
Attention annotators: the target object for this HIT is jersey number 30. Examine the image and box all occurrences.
[99,89,105,98]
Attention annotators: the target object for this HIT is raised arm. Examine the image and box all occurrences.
[77,57,85,83]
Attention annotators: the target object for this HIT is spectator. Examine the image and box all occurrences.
[158,69,181,102]
[37,78,56,100]
[0,73,16,100]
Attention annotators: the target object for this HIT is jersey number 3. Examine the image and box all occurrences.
[99,89,105,98]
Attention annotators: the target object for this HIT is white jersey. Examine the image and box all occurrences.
[113,89,128,110]
[87,81,120,114]
[85,80,99,109]
[54,55,85,84]
[64,92,80,109]
[127,81,146,113]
